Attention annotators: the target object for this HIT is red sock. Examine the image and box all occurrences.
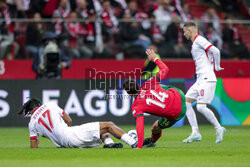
[151,131,162,143]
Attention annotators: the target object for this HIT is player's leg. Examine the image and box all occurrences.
[144,114,184,147]
[99,122,137,148]
[101,132,114,145]
[143,120,162,147]
[100,132,123,148]
[151,120,162,143]
[196,82,226,143]
[183,82,202,143]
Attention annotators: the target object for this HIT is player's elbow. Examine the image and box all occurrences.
[161,66,169,77]
[210,46,220,54]
[67,117,72,126]
[165,66,169,74]
[63,113,72,126]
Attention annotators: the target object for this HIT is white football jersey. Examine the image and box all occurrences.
[28,102,70,147]
[191,35,217,81]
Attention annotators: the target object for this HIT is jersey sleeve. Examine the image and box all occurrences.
[155,58,169,82]
[132,105,144,148]
[47,102,65,116]
[209,45,221,71]
[29,123,38,140]
[136,116,144,148]
[142,58,169,90]
[197,36,213,51]
[132,106,144,119]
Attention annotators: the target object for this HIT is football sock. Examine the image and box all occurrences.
[151,131,162,143]
[121,133,136,146]
[104,138,114,145]
[196,104,221,130]
[186,102,199,134]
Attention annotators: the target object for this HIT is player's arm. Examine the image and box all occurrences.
[208,46,224,71]
[51,103,72,126]
[29,124,39,149]
[30,139,39,148]
[135,115,144,148]
[146,49,169,81]
[199,37,224,71]
[62,112,72,126]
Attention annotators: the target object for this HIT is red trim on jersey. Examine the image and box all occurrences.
[193,34,199,43]
[62,111,65,115]
[205,44,213,52]
[33,107,39,114]
[205,45,213,59]
[155,59,169,81]
[30,136,37,140]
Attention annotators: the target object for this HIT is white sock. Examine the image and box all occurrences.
[196,104,221,130]
[104,137,114,145]
[186,102,199,134]
[121,133,136,146]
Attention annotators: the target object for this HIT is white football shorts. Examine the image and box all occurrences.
[185,79,216,104]
[67,122,102,148]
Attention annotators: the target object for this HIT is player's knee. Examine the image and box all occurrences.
[151,121,161,134]
[107,121,115,127]
[196,104,206,113]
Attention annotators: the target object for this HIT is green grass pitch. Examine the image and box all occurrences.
[0,125,249,167]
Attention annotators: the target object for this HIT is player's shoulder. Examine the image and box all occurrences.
[195,35,207,41]
[196,35,209,43]
[131,97,142,109]
[132,98,138,108]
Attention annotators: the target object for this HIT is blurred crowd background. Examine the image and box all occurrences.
[0,0,250,61]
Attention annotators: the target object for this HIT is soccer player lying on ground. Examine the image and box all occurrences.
[18,98,137,148]
[123,49,186,149]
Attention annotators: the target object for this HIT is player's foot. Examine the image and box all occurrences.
[131,142,138,149]
[143,137,156,148]
[182,133,202,143]
[103,143,123,148]
[215,127,226,143]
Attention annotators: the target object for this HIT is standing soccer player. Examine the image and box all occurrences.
[18,98,137,148]
[182,21,226,143]
[123,49,186,149]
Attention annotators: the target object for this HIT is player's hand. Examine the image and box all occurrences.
[60,62,67,68]
[146,49,158,62]
[215,66,224,71]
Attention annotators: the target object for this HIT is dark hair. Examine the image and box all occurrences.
[122,79,140,96]
[183,21,197,28]
[18,98,42,116]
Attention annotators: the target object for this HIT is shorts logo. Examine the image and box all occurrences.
[160,118,170,128]
[163,121,170,127]
[200,89,204,96]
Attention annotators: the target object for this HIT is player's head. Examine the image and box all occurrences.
[123,79,140,97]
[183,21,198,40]
[18,98,42,117]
